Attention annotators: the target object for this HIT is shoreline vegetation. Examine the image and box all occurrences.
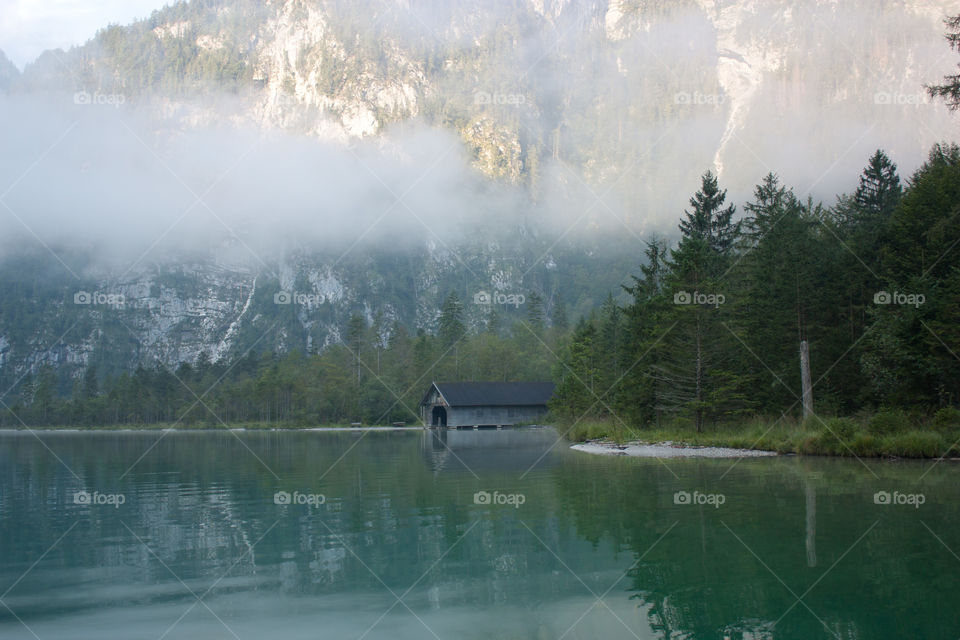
[559,408,960,459]
[546,147,960,461]
[0,423,424,432]
[5,410,960,460]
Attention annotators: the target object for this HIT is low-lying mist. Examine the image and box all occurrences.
[0,98,503,268]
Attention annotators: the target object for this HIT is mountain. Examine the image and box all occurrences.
[0,239,637,388]
[13,0,957,197]
[0,50,18,91]
[0,0,956,386]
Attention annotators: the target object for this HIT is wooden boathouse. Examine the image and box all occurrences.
[419,381,555,428]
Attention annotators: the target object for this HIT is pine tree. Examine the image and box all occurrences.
[371,310,388,375]
[618,238,670,426]
[678,170,740,274]
[438,292,466,379]
[828,151,903,407]
[195,350,212,380]
[438,292,466,347]
[551,293,569,331]
[525,292,544,332]
[485,306,502,335]
[863,144,960,406]
[655,172,745,432]
[596,293,624,408]
[551,316,599,420]
[27,370,57,424]
[928,15,960,110]
[853,150,902,220]
[412,329,435,383]
[742,173,792,240]
[346,314,366,385]
[739,175,827,413]
[83,364,99,398]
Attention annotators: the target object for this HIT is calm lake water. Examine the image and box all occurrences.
[1,428,958,639]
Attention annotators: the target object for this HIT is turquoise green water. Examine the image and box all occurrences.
[1,428,958,639]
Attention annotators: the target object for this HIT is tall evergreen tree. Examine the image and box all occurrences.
[741,173,793,240]
[438,292,466,347]
[412,329,435,382]
[853,150,902,220]
[928,15,960,110]
[678,170,740,273]
[34,365,55,423]
[739,175,828,413]
[863,144,960,406]
[655,172,745,431]
[525,292,544,332]
[485,306,502,335]
[619,238,670,426]
[83,364,99,399]
[825,151,904,409]
[551,293,569,332]
[346,314,366,385]
[550,316,599,420]
[596,293,624,407]
[438,292,466,379]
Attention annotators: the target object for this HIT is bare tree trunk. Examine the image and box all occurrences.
[805,481,817,567]
[695,315,703,433]
[800,340,814,420]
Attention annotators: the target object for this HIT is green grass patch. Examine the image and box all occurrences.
[867,409,912,436]
[562,418,640,444]
[558,409,960,459]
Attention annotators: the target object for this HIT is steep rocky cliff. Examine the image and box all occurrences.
[14,0,955,190]
[0,0,956,383]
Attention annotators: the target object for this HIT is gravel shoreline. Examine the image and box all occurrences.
[571,440,777,458]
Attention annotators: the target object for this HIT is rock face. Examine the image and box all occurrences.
[0,0,956,382]
[0,50,18,91]
[11,0,955,189]
[0,240,637,382]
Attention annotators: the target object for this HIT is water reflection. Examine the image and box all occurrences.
[0,430,958,639]
[421,427,561,473]
[554,454,960,639]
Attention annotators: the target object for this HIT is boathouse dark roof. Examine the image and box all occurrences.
[422,381,555,408]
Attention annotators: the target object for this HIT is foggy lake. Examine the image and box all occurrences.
[1,428,957,639]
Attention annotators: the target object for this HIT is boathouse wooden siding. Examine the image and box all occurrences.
[419,381,554,428]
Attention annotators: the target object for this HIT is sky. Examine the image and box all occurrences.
[0,0,171,69]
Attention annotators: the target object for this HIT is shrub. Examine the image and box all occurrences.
[821,417,860,441]
[563,419,637,443]
[932,407,960,434]
[798,434,828,455]
[884,431,944,458]
[565,421,607,442]
[802,418,859,455]
[850,433,880,457]
[867,410,910,435]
